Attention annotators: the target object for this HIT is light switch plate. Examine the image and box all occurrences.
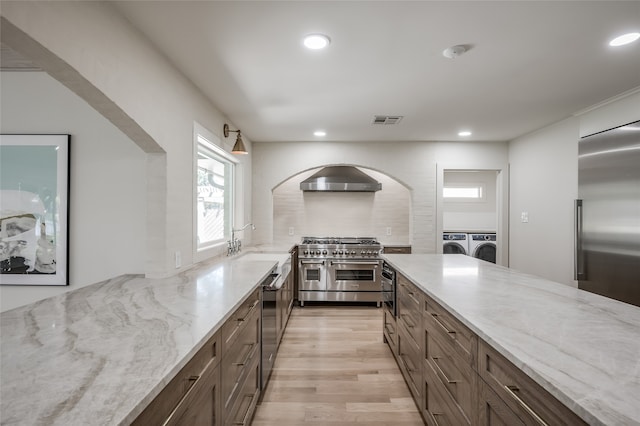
[386,227,392,236]
[521,212,529,223]
[288,227,294,236]
[175,251,182,268]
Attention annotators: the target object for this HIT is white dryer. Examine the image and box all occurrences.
[468,233,497,263]
[443,233,469,255]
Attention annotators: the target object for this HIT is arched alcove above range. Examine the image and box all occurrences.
[272,165,411,246]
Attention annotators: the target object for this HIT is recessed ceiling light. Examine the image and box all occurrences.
[443,45,467,59]
[314,130,326,137]
[458,131,472,137]
[609,32,640,47]
[304,34,331,50]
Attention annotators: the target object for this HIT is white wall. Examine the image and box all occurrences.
[0,72,146,311]
[253,141,508,253]
[508,89,640,286]
[509,119,578,285]
[1,2,253,280]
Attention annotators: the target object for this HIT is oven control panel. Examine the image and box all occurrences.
[299,246,380,258]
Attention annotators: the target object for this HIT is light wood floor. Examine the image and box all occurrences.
[253,305,425,426]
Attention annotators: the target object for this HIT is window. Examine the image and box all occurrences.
[443,185,484,200]
[195,126,235,250]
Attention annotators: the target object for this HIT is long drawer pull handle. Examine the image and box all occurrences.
[432,413,444,426]
[405,290,420,304]
[233,390,259,425]
[233,343,255,366]
[330,260,380,266]
[431,357,459,384]
[504,385,549,426]
[249,299,259,310]
[431,313,456,335]
[401,314,416,328]
[401,354,416,373]
[237,299,260,322]
[161,375,200,426]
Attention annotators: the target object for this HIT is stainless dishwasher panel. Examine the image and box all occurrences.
[261,272,283,393]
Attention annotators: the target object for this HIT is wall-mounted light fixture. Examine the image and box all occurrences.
[223,123,248,154]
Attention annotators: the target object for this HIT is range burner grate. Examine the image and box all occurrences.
[300,237,379,245]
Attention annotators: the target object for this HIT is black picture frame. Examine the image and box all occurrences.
[0,134,70,285]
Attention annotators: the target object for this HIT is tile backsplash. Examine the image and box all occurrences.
[273,167,410,245]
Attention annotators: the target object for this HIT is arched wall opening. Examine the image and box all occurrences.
[272,165,411,246]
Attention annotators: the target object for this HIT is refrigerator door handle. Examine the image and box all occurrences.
[574,199,586,281]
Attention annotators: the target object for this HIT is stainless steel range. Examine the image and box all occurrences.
[298,237,382,306]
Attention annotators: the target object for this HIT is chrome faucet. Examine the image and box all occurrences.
[228,223,255,256]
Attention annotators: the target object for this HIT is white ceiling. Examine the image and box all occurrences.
[111,1,640,143]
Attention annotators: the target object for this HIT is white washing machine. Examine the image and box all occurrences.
[468,233,497,263]
[443,233,469,255]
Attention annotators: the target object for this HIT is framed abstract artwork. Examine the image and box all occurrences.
[0,134,70,285]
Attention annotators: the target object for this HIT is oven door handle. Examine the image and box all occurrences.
[329,260,380,266]
[301,260,325,265]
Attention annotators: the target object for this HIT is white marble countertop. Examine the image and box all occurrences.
[382,254,640,426]
[0,256,280,425]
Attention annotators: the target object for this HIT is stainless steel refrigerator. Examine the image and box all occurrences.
[576,120,640,307]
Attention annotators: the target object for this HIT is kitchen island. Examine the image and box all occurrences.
[0,253,286,425]
[382,254,640,425]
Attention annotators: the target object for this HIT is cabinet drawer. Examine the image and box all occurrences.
[423,357,471,426]
[478,378,525,426]
[224,351,260,426]
[221,304,260,415]
[397,321,423,404]
[397,274,422,345]
[383,309,398,355]
[424,295,476,366]
[132,330,220,425]
[425,323,475,423]
[478,340,587,426]
[164,362,220,426]
[221,288,261,353]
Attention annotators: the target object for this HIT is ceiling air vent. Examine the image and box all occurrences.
[372,115,403,125]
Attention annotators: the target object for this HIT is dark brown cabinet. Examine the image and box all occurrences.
[477,379,525,426]
[424,296,477,367]
[384,269,588,426]
[134,287,262,426]
[221,288,261,426]
[478,340,586,426]
[383,308,398,357]
[423,323,476,424]
[132,331,221,426]
[164,365,221,426]
[422,289,478,426]
[398,318,423,403]
[395,273,424,410]
[398,274,422,345]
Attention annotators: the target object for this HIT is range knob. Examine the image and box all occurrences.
[338,250,343,255]
[351,250,356,255]
[315,250,321,255]
[322,250,328,255]
[303,250,308,255]
[332,250,337,255]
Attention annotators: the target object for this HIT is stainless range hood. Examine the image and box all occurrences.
[300,166,382,192]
